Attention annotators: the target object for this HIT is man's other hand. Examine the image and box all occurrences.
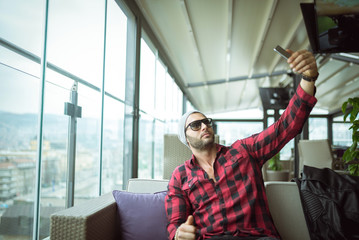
[176,215,197,240]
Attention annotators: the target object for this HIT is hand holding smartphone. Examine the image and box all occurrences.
[273,45,291,60]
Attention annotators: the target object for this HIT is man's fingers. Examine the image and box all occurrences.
[287,50,306,64]
[178,224,196,240]
[178,230,196,240]
[287,50,317,75]
[292,58,311,73]
[178,229,196,239]
[181,224,196,232]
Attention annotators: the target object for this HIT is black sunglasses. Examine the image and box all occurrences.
[185,118,213,131]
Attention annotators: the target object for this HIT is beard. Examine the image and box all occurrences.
[187,133,215,150]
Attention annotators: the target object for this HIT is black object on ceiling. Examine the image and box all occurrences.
[300,1,359,54]
[259,87,292,110]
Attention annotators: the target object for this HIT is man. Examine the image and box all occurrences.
[165,49,318,240]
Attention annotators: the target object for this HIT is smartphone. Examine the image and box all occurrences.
[274,45,291,60]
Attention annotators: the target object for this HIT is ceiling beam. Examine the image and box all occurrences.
[180,0,213,110]
[180,0,207,82]
[316,71,359,98]
[235,0,278,112]
[316,62,350,88]
[327,84,359,108]
[187,70,289,88]
[127,0,201,110]
[243,0,278,111]
[225,0,233,82]
[224,0,233,110]
[331,53,359,65]
[248,0,278,78]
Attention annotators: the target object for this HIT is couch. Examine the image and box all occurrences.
[49,179,310,240]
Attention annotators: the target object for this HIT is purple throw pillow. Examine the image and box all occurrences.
[112,190,168,240]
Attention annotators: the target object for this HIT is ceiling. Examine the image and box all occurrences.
[134,0,359,115]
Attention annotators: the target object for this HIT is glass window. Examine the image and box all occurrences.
[280,139,294,160]
[99,0,129,193]
[155,60,166,120]
[0,1,44,236]
[154,120,165,179]
[47,0,105,88]
[138,35,185,179]
[165,73,174,122]
[309,118,328,140]
[333,122,352,146]
[42,74,71,210]
[75,84,102,203]
[267,117,275,127]
[216,122,263,146]
[0,46,40,79]
[45,0,107,209]
[164,74,182,134]
[105,0,127,100]
[139,38,156,114]
[0,0,43,55]
[333,114,351,147]
[176,85,183,118]
[0,54,40,239]
[209,109,263,120]
[138,113,154,179]
[216,120,292,160]
[138,37,156,179]
[102,96,125,193]
[267,109,274,115]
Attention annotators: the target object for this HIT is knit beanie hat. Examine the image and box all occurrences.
[178,110,202,148]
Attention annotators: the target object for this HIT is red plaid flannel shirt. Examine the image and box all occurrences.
[165,85,317,240]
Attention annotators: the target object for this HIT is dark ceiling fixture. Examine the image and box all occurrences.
[259,87,293,110]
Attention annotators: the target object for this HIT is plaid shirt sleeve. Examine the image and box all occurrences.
[165,165,192,240]
[240,84,317,165]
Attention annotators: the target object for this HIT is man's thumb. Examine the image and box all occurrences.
[185,215,194,225]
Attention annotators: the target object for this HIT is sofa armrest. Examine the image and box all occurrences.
[50,193,118,240]
[265,181,310,240]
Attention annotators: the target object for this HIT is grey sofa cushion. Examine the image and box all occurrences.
[112,190,168,240]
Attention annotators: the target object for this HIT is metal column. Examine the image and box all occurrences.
[64,82,82,208]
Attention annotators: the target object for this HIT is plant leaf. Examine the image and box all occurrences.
[351,150,357,160]
[353,132,359,142]
[343,149,351,163]
[353,150,359,159]
[348,164,359,177]
[350,107,359,122]
[348,98,354,105]
[350,141,358,152]
[342,101,348,114]
[353,97,359,108]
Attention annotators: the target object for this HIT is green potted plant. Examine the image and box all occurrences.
[342,97,359,176]
[266,153,289,181]
[268,153,282,171]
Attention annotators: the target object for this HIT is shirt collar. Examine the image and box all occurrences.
[188,143,224,167]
